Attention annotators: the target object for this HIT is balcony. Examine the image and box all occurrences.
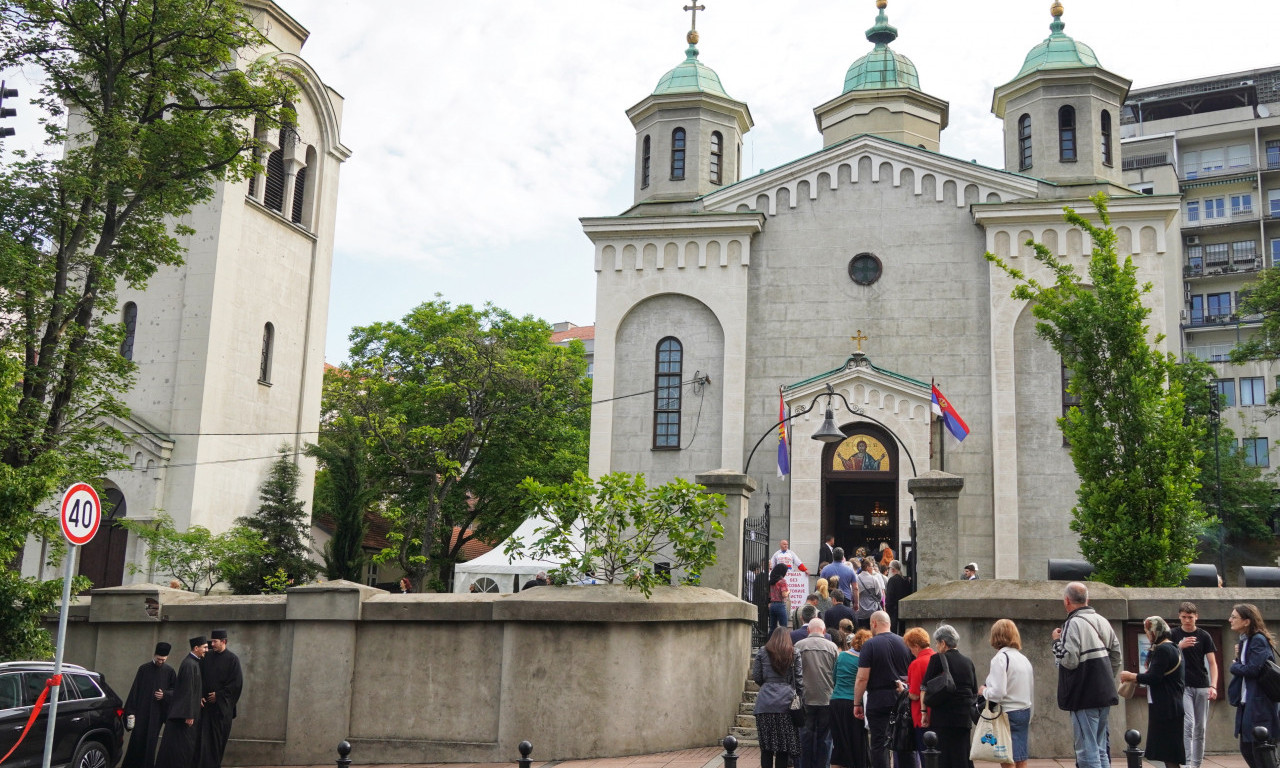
[1183,208,1261,231]
[1183,343,1236,363]
[1185,257,1262,278]
[1182,305,1263,330]
[1181,164,1256,182]
[1123,152,1169,171]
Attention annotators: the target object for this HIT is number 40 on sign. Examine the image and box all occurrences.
[60,482,101,546]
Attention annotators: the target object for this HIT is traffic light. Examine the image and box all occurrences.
[0,80,17,138]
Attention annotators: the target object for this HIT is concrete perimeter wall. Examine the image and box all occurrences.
[49,581,754,765]
[902,580,1280,758]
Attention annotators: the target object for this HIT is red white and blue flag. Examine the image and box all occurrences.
[777,389,791,477]
[931,384,969,442]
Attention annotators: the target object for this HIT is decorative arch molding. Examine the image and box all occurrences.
[701,135,1039,217]
[582,213,765,274]
[258,52,351,162]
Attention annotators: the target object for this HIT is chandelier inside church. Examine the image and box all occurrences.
[870,501,890,528]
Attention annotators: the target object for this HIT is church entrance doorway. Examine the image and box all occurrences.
[821,425,898,561]
[78,487,128,591]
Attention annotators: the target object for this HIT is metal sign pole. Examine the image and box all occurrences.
[41,545,77,768]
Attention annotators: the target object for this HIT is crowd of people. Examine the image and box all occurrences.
[751,581,1280,768]
[121,629,244,768]
[754,543,913,637]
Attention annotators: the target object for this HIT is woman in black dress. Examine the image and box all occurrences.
[1120,615,1185,768]
[921,624,977,768]
[753,627,803,768]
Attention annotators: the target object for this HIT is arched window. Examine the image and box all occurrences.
[1018,114,1032,170]
[710,131,723,185]
[1101,110,1113,167]
[642,135,651,189]
[653,337,682,449]
[259,322,274,384]
[670,128,686,181]
[120,302,137,360]
[1059,106,1076,162]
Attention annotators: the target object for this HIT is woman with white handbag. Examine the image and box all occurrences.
[978,619,1034,768]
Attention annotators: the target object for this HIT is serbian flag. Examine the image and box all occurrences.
[777,390,791,477]
[931,384,969,442]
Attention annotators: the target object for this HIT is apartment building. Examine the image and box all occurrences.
[1122,66,1280,472]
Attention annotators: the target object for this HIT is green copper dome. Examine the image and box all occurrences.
[1014,3,1100,80]
[653,43,730,99]
[843,1,920,93]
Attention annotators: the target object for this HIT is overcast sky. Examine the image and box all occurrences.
[4,2,1277,362]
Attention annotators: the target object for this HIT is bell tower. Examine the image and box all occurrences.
[626,4,751,205]
[992,2,1130,192]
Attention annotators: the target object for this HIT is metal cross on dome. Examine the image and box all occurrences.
[683,2,705,31]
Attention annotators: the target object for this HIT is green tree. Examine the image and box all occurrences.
[224,448,320,594]
[119,513,265,595]
[308,370,376,582]
[986,194,1206,587]
[331,299,590,591]
[1230,266,1280,406]
[1176,359,1276,541]
[0,0,294,652]
[507,472,726,597]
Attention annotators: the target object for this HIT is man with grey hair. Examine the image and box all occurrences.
[854,610,914,768]
[1052,581,1122,768]
[795,617,838,768]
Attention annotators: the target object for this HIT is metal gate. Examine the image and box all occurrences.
[743,492,771,647]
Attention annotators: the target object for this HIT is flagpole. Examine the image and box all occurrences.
[931,376,942,465]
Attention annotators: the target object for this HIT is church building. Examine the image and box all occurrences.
[583,1,1183,581]
[21,0,350,588]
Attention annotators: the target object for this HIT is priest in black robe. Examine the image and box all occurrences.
[155,636,206,768]
[122,642,178,768]
[198,628,244,768]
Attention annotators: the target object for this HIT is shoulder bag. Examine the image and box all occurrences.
[1258,637,1280,702]
[787,665,805,728]
[970,701,1013,764]
[924,650,956,706]
[886,690,916,753]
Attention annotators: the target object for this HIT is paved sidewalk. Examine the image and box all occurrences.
[241,743,1254,768]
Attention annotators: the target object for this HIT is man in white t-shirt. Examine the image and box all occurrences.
[770,539,804,570]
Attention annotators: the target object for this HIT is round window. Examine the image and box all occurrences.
[848,253,882,286]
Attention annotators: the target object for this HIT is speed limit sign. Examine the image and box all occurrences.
[59,483,101,546]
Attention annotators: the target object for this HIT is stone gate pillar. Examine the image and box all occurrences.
[696,469,756,596]
[908,470,964,590]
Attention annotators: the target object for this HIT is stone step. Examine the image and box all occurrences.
[736,714,755,729]
[742,690,758,703]
[730,726,758,743]
[744,679,759,693]
[739,701,755,715]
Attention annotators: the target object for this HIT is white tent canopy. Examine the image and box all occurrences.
[452,514,583,594]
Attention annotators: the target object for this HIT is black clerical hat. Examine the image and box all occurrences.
[211,629,228,640]
[189,636,207,648]
[155,642,171,656]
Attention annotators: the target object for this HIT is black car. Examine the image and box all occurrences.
[0,661,124,768]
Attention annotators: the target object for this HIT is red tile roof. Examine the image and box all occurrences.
[550,325,594,343]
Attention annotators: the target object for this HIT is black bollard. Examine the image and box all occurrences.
[921,731,939,768]
[1254,727,1279,768]
[336,740,352,768]
[722,735,738,768]
[1123,729,1143,768]
[517,740,533,768]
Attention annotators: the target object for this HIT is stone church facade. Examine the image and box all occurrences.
[22,0,350,587]
[584,2,1182,580]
